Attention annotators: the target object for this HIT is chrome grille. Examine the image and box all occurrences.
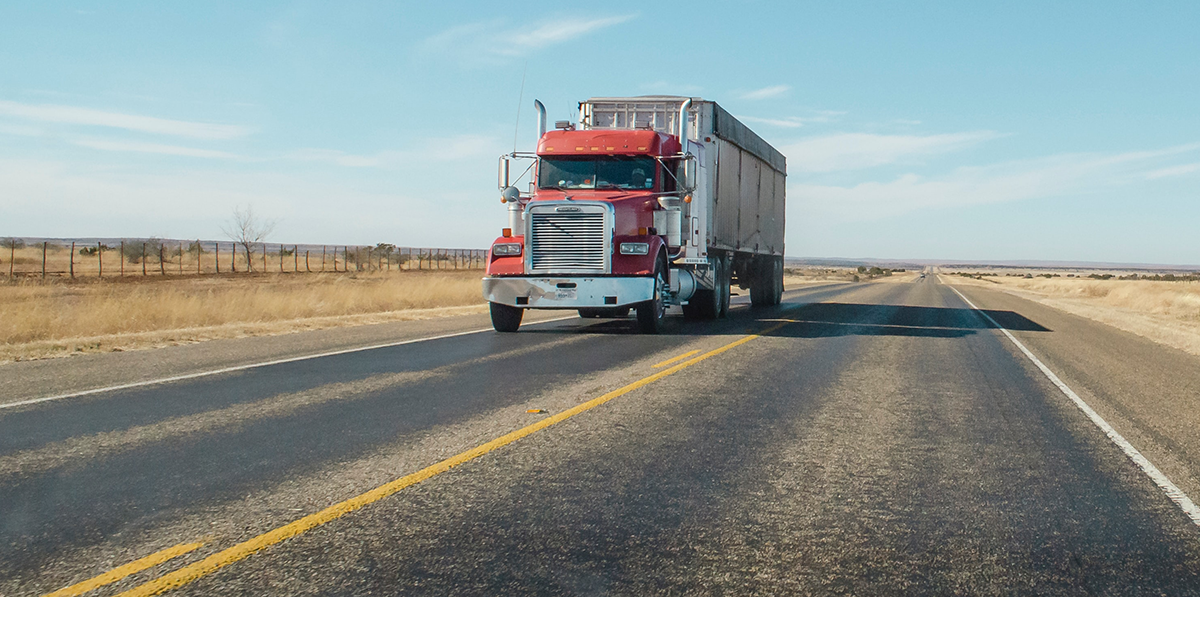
[529,211,608,273]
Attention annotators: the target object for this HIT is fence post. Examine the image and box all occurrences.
[42,241,47,281]
[179,242,183,275]
[70,241,76,279]
[120,242,124,276]
[141,243,147,276]
[159,245,165,275]
[294,246,298,272]
[261,243,266,273]
[322,246,327,272]
[215,242,220,274]
[305,250,310,272]
[197,241,201,275]
[279,244,284,273]
[7,239,13,277]
[97,241,103,279]
[232,244,237,273]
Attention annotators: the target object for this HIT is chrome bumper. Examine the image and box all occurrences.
[483,276,654,309]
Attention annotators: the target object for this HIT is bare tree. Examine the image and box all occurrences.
[222,205,276,272]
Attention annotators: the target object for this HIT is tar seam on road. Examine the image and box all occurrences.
[0,316,579,412]
[947,283,1200,527]
[44,541,205,597]
[111,320,791,597]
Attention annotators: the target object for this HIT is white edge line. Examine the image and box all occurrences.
[946,282,1200,527]
[0,315,579,412]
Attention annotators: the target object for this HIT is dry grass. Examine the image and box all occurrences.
[0,271,486,362]
[784,267,898,285]
[942,273,1200,356]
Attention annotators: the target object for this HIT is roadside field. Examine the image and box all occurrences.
[0,271,486,363]
[942,273,1200,357]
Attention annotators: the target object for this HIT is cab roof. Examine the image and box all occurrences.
[536,129,682,157]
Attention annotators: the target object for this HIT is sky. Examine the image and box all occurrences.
[1,1,1198,264]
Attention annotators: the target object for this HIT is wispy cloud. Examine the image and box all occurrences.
[286,135,503,168]
[421,15,634,63]
[0,100,251,139]
[508,16,632,49]
[740,111,846,129]
[72,138,243,159]
[782,131,1005,172]
[1145,162,1200,179]
[0,122,43,137]
[740,85,790,100]
[793,143,1200,220]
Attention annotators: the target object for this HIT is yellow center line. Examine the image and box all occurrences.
[44,541,205,597]
[651,349,701,368]
[116,321,790,597]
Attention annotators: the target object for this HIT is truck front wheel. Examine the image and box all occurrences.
[636,257,668,333]
[490,302,523,332]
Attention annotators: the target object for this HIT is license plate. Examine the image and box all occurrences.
[555,289,577,300]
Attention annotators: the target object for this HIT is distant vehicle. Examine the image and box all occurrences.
[484,96,788,333]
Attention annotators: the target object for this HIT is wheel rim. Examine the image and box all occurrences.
[654,265,666,320]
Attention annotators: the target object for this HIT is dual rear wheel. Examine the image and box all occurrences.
[749,255,784,307]
[682,253,730,320]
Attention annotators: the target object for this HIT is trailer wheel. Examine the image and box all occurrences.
[771,256,785,305]
[490,302,523,332]
[578,309,603,318]
[636,256,668,333]
[749,257,771,307]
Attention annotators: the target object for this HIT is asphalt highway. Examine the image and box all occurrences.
[4,275,1200,596]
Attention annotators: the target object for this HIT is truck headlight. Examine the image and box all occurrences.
[492,243,522,257]
[619,242,650,255]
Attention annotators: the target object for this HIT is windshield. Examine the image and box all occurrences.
[538,157,656,190]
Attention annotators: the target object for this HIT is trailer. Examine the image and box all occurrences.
[484,96,787,333]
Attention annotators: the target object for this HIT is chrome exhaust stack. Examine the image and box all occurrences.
[534,99,546,139]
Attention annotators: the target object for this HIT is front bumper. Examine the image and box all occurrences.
[483,276,654,309]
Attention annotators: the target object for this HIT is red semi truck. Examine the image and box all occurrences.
[484,96,787,333]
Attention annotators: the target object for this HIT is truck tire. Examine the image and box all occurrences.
[716,254,731,318]
[749,257,771,307]
[490,302,523,332]
[771,256,785,305]
[682,254,723,320]
[636,256,668,333]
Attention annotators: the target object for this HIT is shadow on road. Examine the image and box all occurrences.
[763,302,1051,339]
[526,301,1051,338]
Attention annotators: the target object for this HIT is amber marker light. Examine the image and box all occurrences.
[638,227,648,236]
[502,228,512,237]
[684,194,693,203]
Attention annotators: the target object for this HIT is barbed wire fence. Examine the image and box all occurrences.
[0,238,489,281]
